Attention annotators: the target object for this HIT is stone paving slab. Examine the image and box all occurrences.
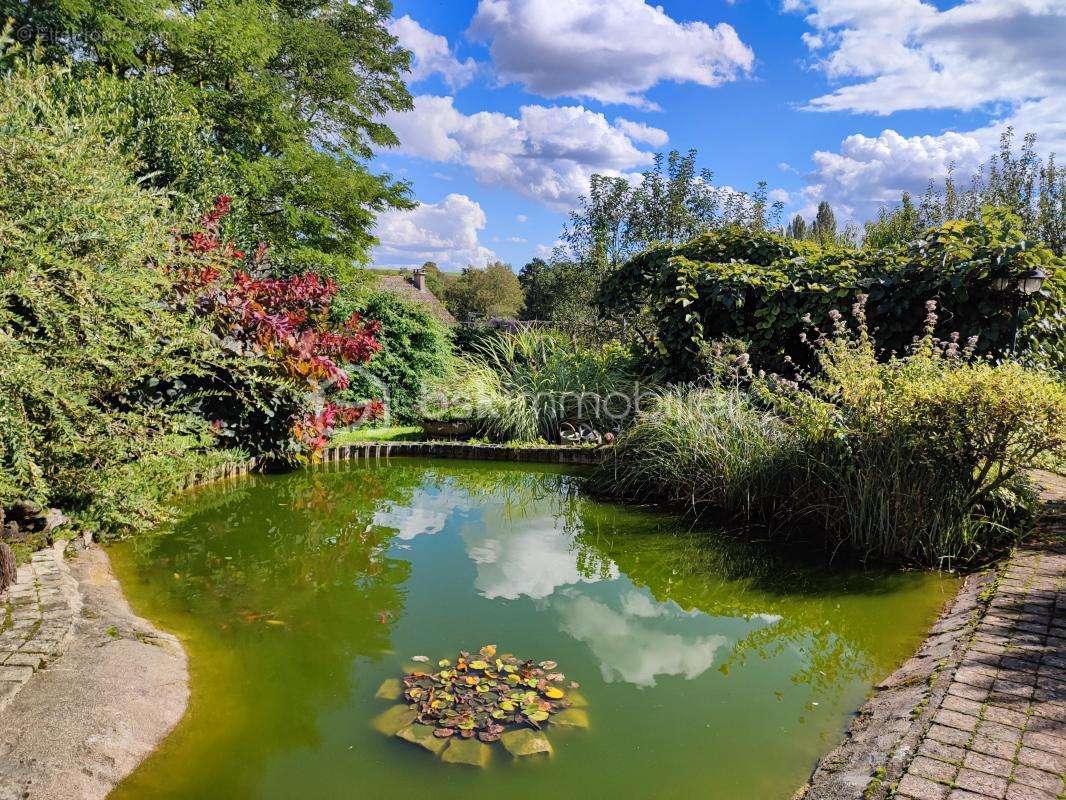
[895,474,1066,800]
[0,542,79,713]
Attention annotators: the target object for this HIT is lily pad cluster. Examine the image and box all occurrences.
[373,645,588,765]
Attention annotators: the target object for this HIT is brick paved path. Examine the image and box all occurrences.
[896,475,1065,800]
[0,545,78,712]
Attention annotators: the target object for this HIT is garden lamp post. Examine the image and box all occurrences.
[992,268,1047,354]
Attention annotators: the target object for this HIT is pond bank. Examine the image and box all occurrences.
[798,470,1066,800]
[0,544,187,800]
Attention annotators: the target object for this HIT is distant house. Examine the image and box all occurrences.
[376,268,456,325]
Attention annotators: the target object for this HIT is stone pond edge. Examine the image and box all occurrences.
[794,564,997,800]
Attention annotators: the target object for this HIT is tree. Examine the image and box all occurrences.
[545,149,785,339]
[866,130,1065,255]
[420,261,449,298]
[518,258,550,319]
[785,214,807,239]
[810,201,837,244]
[442,262,524,320]
[561,150,785,275]
[5,0,416,274]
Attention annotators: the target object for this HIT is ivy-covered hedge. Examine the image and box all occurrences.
[600,208,1064,378]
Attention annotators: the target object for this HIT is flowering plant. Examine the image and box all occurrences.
[171,197,383,457]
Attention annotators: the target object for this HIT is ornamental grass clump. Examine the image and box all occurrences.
[470,329,643,442]
[591,386,795,521]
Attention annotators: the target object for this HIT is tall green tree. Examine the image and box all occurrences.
[810,201,837,244]
[442,262,524,321]
[4,0,415,276]
[785,214,807,240]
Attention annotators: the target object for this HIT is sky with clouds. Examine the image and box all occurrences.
[371,0,1066,270]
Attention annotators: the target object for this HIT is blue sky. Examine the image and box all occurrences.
[370,0,1066,270]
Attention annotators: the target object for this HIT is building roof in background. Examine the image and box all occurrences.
[377,275,456,325]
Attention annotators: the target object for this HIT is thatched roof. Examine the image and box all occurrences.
[377,275,456,325]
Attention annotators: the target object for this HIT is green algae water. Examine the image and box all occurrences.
[110,459,957,799]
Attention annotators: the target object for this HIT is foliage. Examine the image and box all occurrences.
[865,129,1066,255]
[391,645,581,742]
[594,304,1066,566]
[329,288,452,422]
[776,301,1065,564]
[518,257,603,337]
[434,330,643,442]
[441,261,524,321]
[6,0,416,271]
[170,197,384,457]
[590,386,793,521]
[0,58,228,533]
[50,70,232,214]
[600,208,1065,379]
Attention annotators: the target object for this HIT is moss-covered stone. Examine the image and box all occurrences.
[375,678,402,700]
[566,689,588,707]
[551,708,589,729]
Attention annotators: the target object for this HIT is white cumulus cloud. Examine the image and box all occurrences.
[388,15,477,90]
[468,0,754,107]
[787,1,1066,222]
[372,193,496,269]
[789,0,1066,115]
[385,95,666,209]
[799,94,1066,220]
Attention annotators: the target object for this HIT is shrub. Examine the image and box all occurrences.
[784,303,1066,565]
[593,304,1066,567]
[600,209,1065,378]
[329,289,451,423]
[168,197,384,459]
[0,59,226,533]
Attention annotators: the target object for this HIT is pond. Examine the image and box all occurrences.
[110,459,957,799]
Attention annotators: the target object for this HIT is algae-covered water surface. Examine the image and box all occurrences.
[110,459,956,799]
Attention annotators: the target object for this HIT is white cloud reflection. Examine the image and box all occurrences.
[553,590,729,688]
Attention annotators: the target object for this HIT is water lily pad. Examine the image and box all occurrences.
[373,705,417,736]
[500,729,553,758]
[397,724,449,755]
[375,678,402,700]
[440,737,492,767]
[544,686,565,699]
[551,708,589,729]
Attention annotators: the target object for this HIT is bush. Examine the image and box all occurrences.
[600,209,1065,378]
[0,59,226,533]
[594,304,1066,566]
[329,289,452,423]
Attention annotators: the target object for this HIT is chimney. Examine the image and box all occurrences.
[412,268,426,292]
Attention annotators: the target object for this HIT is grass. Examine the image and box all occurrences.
[330,425,423,444]
[467,329,643,442]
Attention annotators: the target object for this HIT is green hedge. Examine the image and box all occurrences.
[600,208,1064,378]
